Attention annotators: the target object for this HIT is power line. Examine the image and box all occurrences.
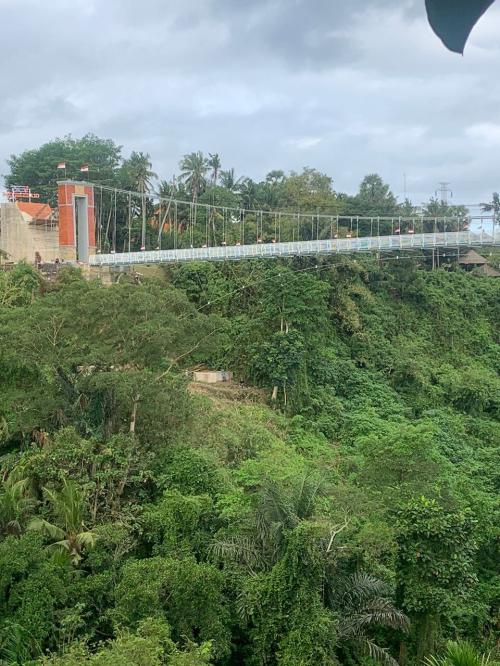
[179,251,458,320]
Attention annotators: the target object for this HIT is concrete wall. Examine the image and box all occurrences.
[193,371,233,384]
[0,204,59,263]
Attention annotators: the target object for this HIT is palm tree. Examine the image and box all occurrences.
[426,642,499,666]
[220,168,243,193]
[28,480,96,565]
[0,621,41,664]
[210,475,325,571]
[210,476,407,665]
[330,572,409,666]
[239,178,258,209]
[158,178,175,198]
[179,151,208,201]
[0,474,35,535]
[265,170,285,186]
[480,192,500,225]
[123,151,157,194]
[121,152,157,251]
[208,153,222,186]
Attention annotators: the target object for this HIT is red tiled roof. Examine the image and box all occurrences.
[16,201,53,220]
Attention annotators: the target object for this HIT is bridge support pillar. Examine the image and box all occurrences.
[57,181,95,262]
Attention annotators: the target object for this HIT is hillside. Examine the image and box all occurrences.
[0,256,498,665]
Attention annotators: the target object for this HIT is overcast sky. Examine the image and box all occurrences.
[1,0,500,206]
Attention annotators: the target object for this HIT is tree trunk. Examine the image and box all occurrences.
[129,394,140,434]
[416,613,441,661]
[399,640,408,666]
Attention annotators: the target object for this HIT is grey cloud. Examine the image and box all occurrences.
[210,0,423,69]
[1,0,500,204]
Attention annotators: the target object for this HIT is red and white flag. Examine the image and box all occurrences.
[57,162,66,169]
[80,164,89,173]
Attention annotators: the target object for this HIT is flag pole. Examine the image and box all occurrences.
[56,162,67,180]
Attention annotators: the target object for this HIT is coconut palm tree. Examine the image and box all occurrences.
[220,168,243,193]
[480,192,500,225]
[123,151,157,194]
[239,178,259,209]
[158,178,175,199]
[28,479,96,565]
[208,153,222,186]
[121,152,157,250]
[265,170,285,186]
[179,152,209,201]
[0,474,35,536]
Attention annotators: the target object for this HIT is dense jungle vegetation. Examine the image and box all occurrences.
[2,136,499,663]
[0,251,498,665]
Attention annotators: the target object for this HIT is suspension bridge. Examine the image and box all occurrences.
[89,229,498,267]
[56,181,500,266]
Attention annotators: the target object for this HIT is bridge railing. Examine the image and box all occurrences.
[89,229,497,267]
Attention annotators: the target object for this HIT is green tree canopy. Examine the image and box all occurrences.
[5,134,123,205]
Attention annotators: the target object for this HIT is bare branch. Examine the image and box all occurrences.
[326,518,350,553]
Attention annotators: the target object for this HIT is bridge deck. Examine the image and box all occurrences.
[89,231,498,267]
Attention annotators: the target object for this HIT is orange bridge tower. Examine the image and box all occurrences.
[57,181,96,262]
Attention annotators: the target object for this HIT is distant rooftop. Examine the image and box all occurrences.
[458,249,500,277]
[16,202,54,221]
[458,249,488,265]
[480,263,500,278]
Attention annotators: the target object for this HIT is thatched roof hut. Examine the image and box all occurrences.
[480,263,500,278]
[458,249,488,266]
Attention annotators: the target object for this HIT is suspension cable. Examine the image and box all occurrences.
[140,193,146,251]
[112,189,117,253]
[127,193,132,252]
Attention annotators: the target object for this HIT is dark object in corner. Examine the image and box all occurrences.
[425,0,495,53]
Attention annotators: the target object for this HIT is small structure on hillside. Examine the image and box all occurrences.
[0,201,59,263]
[192,370,233,384]
[459,249,488,269]
[16,202,55,225]
[458,250,500,277]
[480,264,500,277]
[458,249,500,277]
